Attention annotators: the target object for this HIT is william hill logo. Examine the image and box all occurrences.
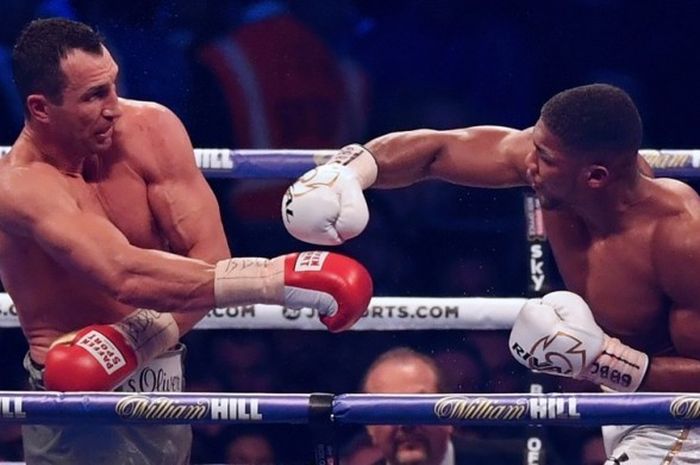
[434,395,580,422]
[670,396,700,419]
[434,396,527,421]
[115,396,264,422]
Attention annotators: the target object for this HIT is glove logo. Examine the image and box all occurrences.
[512,332,587,376]
[283,170,340,224]
[283,188,294,223]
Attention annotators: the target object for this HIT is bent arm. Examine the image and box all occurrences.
[645,215,700,391]
[143,104,231,333]
[365,126,533,188]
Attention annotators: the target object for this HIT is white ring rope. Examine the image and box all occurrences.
[0,294,525,330]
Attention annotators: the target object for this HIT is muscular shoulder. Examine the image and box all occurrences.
[0,163,74,233]
[119,98,180,128]
[115,99,195,178]
[651,179,700,299]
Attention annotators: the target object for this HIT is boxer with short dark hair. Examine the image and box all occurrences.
[285,83,700,464]
[3,17,371,465]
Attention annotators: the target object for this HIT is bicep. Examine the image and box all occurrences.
[669,307,700,359]
[656,220,700,359]
[149,172,229,261]
[145,107,229,262]
[429,126,532,187]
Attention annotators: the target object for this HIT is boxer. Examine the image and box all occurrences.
[284,83,700,463]
[3,18,371,465]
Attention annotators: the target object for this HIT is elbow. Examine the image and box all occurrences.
[97,252,143,305]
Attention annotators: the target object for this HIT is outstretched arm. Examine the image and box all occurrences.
[365,126,533,188]
[283,126,535,245]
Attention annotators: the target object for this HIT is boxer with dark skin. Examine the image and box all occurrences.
[3,18,371,465]
[285,84,700,463]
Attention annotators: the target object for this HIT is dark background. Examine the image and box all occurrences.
[1,1,699,463]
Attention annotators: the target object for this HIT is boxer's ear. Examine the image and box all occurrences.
[585,164,609,189]
[26,94,50,123]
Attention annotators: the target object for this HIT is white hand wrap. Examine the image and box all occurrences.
[509,291,648,392]
[282,144,378,245]
[213,257,284,307]
[113,309,180,365]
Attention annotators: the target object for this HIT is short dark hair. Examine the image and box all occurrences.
[540,84,642,157]
[12,18,104,106]
[361,347,445,393]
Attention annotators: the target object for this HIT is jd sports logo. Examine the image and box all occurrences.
[283,307,302,320]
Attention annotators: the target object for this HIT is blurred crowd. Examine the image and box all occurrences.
[2,0,700,463]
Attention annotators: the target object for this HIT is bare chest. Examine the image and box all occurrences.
[72,163,165,249]
[544,215,668,345]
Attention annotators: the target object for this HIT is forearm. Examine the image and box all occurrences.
[641,355,700,391]
[365,129,446,188]
[114,247,216,313]
[170,240,230,334]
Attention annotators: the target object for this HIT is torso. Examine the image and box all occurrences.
[0,100,171,362]
[543,178,696,356]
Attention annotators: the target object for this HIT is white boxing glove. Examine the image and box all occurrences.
[509,291,649,392]
[282,144,378,245]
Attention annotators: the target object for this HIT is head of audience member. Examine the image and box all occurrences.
[362,347,452,465]
[225,432,275,465]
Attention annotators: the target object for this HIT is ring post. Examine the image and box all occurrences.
[309,393,336,465]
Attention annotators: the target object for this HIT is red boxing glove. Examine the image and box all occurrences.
[44,325,137,391]
[284,251,373,332]
[44,309,179,391]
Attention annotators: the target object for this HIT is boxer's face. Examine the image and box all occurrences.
[49,45,122,155]
[527,119,587,210]
[365,358,452,465]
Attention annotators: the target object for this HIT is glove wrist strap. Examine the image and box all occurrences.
[581,335,649,392]
[214,257,285,307]
[329,144,378,189]
[113,309,180,365]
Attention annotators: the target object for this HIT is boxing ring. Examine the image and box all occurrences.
[0,145,698,464]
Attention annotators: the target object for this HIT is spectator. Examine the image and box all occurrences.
[359,346,523,465]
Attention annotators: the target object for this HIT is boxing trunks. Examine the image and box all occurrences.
[22,344,191,465]
[603,424,700,464]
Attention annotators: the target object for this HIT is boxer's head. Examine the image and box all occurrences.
[13,18,121,154]
[362,348,452,465]
[527,84,643,210]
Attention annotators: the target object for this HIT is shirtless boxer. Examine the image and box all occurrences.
[3,18,371,465]
[284,83,700,463]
